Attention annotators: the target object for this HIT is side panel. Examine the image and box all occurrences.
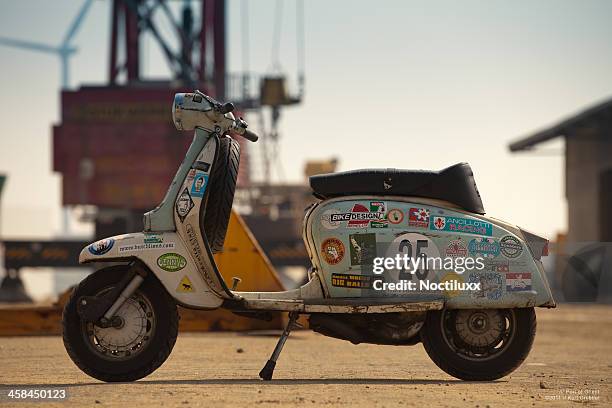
[171,135,233,298]
[80,233,223,309]
[306,197,554,308]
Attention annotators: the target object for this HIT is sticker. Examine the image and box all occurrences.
[506,272,532,291]
[184,223,217,290]
[177,276,195,293]
[500,236,523,258]
[190,171,208,198]
[157,253,187,272]
[385,233,440,282]
[119,242,175,253]
[349,233,377,265]
[369,201,388,228]
[430,216,493,236]
[321,209,342,230]
[144,233,163,244]
[330,204,385,228]
[176,187,195,222]
[408,207,430,228]
[446,238,468,257]
[88,238,114,256]
[186,168,196,186]
[468,272,504,300]
[331,273,373,288]
[320,238,345,265]
[468,237,500,258]
[440,272,463,298]
[386,208,404,224]
[484,260,509,272]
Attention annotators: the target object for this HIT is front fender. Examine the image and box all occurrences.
[81,233,223,309]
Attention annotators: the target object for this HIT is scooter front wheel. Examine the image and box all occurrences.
[62,266,179,382]
[421,307,536,381]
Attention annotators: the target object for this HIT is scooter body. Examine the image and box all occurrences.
[65,90,555,383]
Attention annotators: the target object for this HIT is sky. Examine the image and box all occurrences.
[1,0,612,243]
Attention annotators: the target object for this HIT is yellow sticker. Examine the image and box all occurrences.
[177,276,195,293]
[440,272,463,298]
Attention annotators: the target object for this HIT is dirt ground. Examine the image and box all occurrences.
[0,304,610,407]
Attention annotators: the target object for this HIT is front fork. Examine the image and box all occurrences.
[77,262,147,327]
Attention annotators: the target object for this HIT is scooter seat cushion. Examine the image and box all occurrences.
[309,162,485,214]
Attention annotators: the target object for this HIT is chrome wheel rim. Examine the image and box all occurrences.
[83,288,156,361]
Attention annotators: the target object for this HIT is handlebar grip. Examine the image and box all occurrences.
[242,129,259,142]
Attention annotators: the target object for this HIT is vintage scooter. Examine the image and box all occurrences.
[62,91,555,383]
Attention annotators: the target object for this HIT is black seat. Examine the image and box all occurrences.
[309,162,485,214]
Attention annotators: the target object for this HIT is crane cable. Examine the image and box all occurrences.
[269,0,284,72]
[296,0,305,94]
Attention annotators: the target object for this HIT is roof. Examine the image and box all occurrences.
[509,97,612,152]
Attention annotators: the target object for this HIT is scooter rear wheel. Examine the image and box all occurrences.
[62,266,179,382]
[421,307,536,381]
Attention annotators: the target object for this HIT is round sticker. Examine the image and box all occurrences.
[500,236,523,258]
[386,208,404,224]
[321,238,345,265]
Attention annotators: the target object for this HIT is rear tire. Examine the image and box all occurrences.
[62,266,179,382]
[421,307,536,381]
[202,136,240,253]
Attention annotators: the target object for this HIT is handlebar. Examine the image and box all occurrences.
[241,129,259,142]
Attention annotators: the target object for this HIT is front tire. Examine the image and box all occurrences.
[421,308,536,381]
[62,266,179,382]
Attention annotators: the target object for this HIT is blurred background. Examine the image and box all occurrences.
[0,0,611,319]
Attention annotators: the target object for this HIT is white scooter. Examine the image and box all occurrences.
[62,91,555,382]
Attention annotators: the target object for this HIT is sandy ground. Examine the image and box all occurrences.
[0,304,610,407]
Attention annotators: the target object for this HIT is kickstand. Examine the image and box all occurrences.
[259,311,300,381]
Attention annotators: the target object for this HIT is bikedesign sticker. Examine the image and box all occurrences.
[369,201,388,228]
[430,216,492,236]
[506,272,532,291]
[500,236,523,258]
[469,237,500,258]
[176,188,195,222]
[408,207,430,228]
[468,272,504,300]
[88,238,114,256]
[349,233,376,265]
[330,203,386,228]
[177,275,195,293]
[190,171,208,198]
[157,253,187,272]
[321,238,345,265]
[446,238,468,258]
[386,208,404,224]
[331,273,373,289]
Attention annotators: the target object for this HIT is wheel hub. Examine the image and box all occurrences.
[455,309,503,348]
